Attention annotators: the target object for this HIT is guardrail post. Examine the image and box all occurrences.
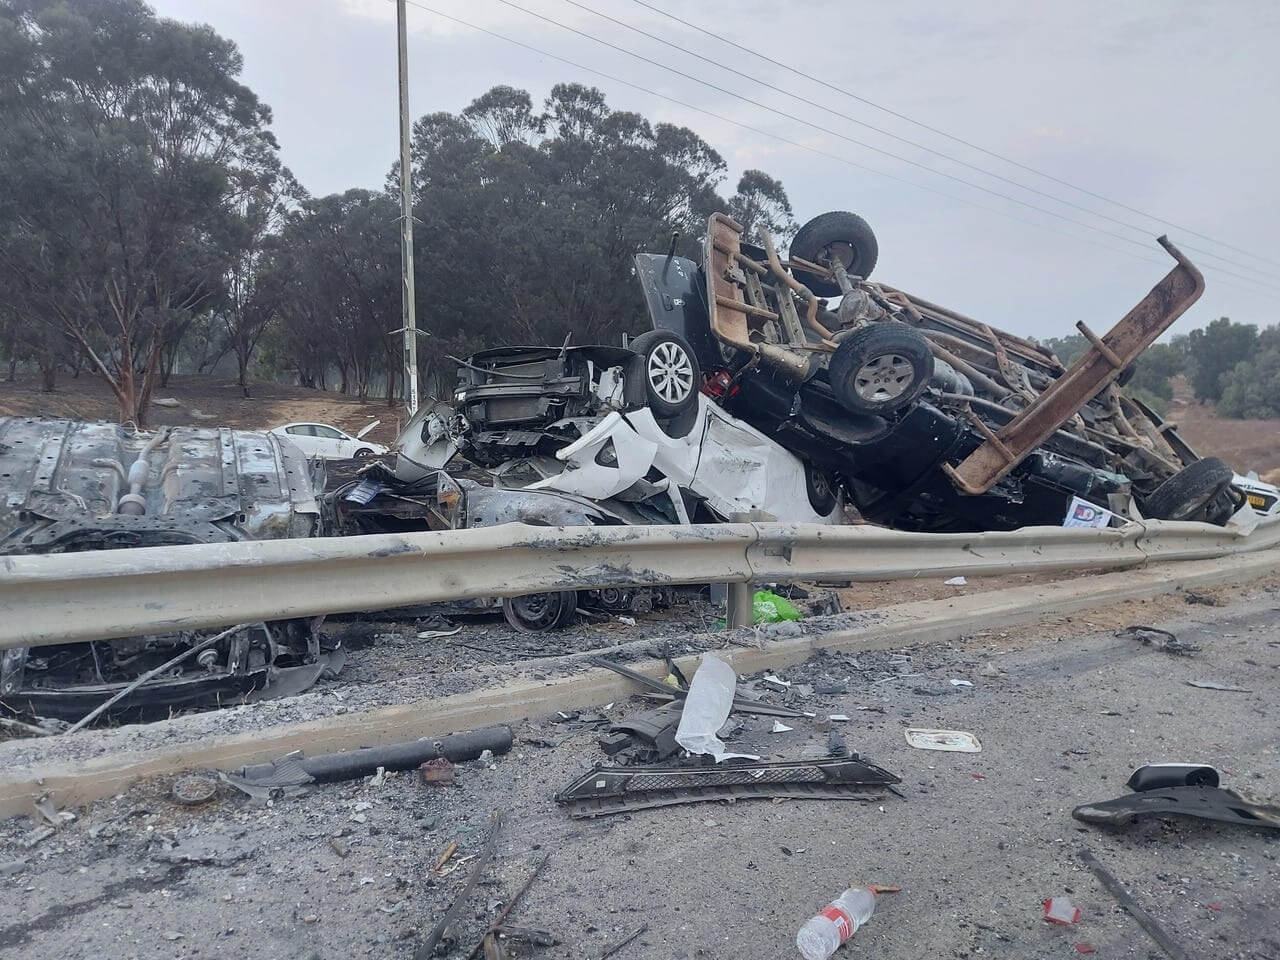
[726,581,753,629]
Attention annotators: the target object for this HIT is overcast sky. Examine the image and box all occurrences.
[150,0,1280,341]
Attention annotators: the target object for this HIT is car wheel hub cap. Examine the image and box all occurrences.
[854,353,915,401]
[647,342,694,404]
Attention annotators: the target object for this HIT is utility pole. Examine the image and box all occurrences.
[396,0,419,415]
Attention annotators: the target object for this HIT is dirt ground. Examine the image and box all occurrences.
[1163,377,1279,475]
[1,582,1276,960]
[2,370,1277,474]
[0,372,404,447]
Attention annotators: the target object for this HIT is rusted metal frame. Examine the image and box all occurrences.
[943,237,1204,495]
[877,283,1063,369]
[1080,424,1181,474]
[979,322,1038,401]
[1117,395,1181,463]
[705,214,810,380]
[757,229,833,339]
[714,293,778,321]
[935,393,1115,463]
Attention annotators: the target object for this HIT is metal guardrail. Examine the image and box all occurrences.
[0,515,1277,649]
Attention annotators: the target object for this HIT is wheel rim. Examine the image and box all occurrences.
[647,341,694,404]
[507,593,564,630]
[820,241,857,271]
[853,353,916,402]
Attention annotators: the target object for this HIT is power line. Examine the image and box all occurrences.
[561,0,1280,286]
[486,0,1280,295]
[628,0,1280,274]
[391,0,1274,300]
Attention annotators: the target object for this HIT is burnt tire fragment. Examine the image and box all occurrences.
[503,591,578,632]
[828,323,934,416]
[789,210,879,296]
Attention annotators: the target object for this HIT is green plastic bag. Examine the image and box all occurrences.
[752,590,802,624]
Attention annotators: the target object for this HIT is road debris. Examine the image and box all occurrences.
[434,841,460,872]
[223,725,512,795]
[1073,765,1279,831]
[1184,679,1252,692]
[904,728,982,752]
[466,855,550,960]
[771,720,793,733]
[415,811,503,960]
[673,655,757,762]
[556,757,900,818]
[944,577,967,586]
[797,886,877,959]
[1119,624,1201,655]
[1043,897,1081,924]
[1079,849,1191,960]
[171,774,218,806]
[597,922,648,960]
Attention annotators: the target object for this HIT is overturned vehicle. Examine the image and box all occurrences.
[628,210,1242,531]
[0,417,342,721]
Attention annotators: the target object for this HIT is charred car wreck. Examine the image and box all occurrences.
[0,417,342,721]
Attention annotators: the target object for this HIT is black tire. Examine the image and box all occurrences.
[789,211,879,297]
[1141,457,1235,522]
[828,324,934,416]
[354,447,375,458]
[804,462,839,515]
[502,591,578,632]
[629,330,701,418]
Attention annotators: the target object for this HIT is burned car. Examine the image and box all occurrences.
[631,210,1242,532]
[0,416,341,721]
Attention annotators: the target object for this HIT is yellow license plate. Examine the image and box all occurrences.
[1247,493,1268,509]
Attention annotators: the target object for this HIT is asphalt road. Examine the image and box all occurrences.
[1,587,1276,960]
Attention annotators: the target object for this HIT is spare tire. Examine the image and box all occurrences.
[1141,457,1235,522]
[789,211,879,297]
[828,323,934,416]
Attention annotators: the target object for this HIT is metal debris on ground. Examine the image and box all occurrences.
[903,728,983,752]
[414,810,503,960]
[556,757,901,818]
[465,855,551,960]
[1182,591,1219,605]
[171,775,218,806]
[597,922,648,960]
[434,841,459,873]
[1184,679,1252,692]
[1078,849,1191,960]
[1118,624,1201,655]
[418,757,455,786]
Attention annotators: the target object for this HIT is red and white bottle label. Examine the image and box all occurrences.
[819,905,853,941]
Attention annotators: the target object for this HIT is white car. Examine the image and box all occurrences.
[270,421,388,460]
[1234,472,1280,516]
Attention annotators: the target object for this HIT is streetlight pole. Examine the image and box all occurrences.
[396,0,419,415]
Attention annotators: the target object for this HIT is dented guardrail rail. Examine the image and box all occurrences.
[0,514,1277,650]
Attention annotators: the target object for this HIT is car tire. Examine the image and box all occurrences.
[828,323,934,416]
[1141,457,1235,522]
[502,591,578,632]
[354,447,375,458]
[804,462,839,515]
[629,330,701,419]
[788,211,879,297]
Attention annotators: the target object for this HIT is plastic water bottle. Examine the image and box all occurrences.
[795,887,877,960]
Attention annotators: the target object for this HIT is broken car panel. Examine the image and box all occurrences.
[0,416,337,720]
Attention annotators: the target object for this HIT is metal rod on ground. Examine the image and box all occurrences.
[415,810,503,960]
[1078,849,1189,960]
[64,623,249,736]
[466,854,550,960]
[598,923,648,960]
[396,0,419,416]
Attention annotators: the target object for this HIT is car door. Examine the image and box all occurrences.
[310,424,348,458]
[282,424,319,457]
